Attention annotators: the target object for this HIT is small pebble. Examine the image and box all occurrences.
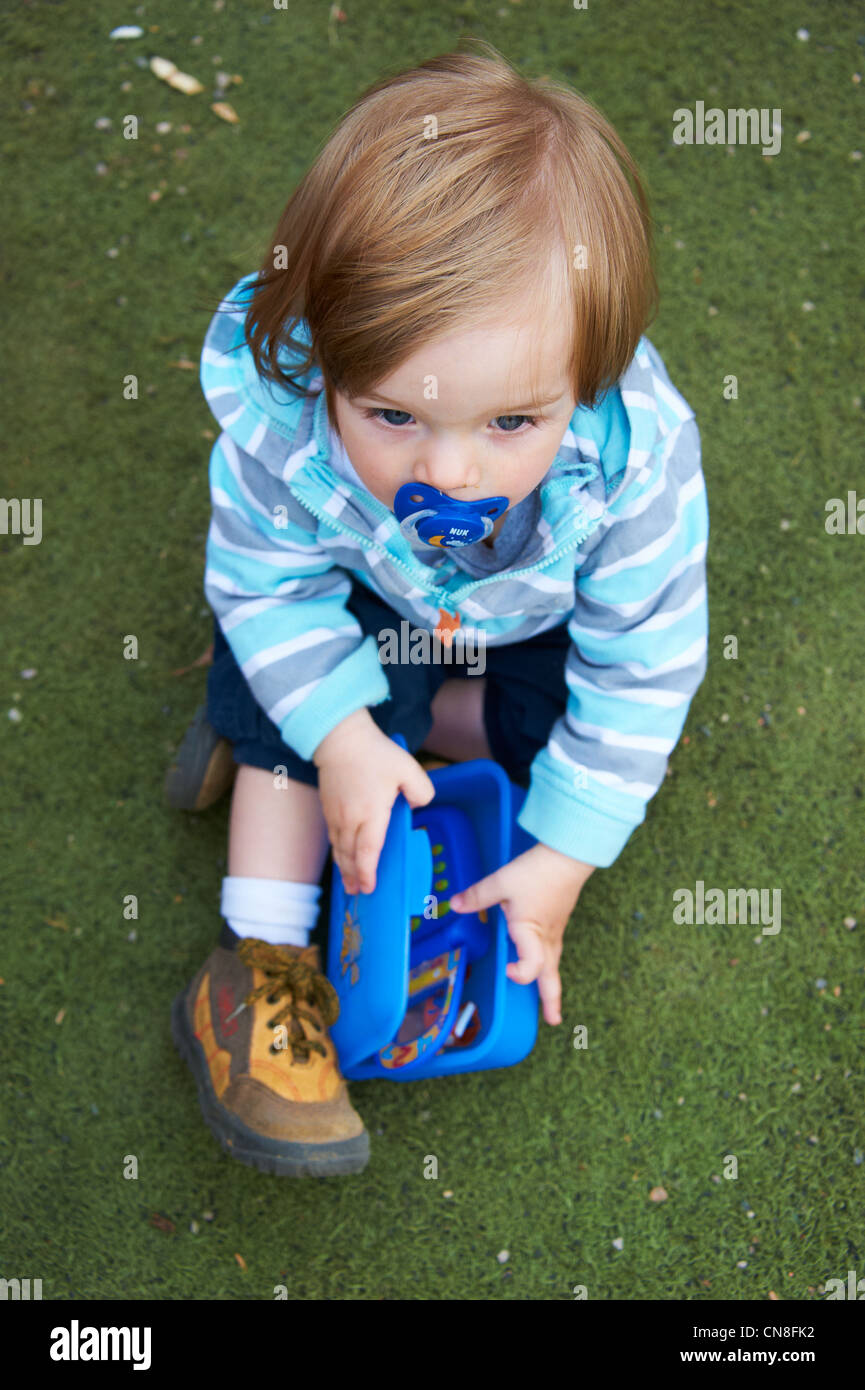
[443,1190,453,1199]
[649,1187,668,1203]
[737,1260,748,1269]
[807,1135,818,1145]
[8,709,22,723]
[496,1250,509,1263]
[127,930,137,942]
[815,978,827,990]
[109,25,145,39]
[94,116,112,130]
[612,1238,624,1250]
[854,1149,863,1166]
[796,27,809,40]
[746,1210,755,1219]
[189,1220,200,1234]
[653,1109,662,1119]
[156,121,172,134]
[843,916,856,929]
[711,1174,721,1183]
[20,668,37,679]
[791,1082,801,1092]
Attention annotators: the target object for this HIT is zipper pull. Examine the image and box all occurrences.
[435,608,461,648]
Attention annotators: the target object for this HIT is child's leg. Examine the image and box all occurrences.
[221,765,329,946]
[227,764,329,883]
[420,676,494,762]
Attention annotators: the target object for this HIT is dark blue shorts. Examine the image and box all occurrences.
[206,578,572,789]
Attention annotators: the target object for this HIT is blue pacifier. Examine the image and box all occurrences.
[393,482,509,548]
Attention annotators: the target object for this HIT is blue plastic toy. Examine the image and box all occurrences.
[393,482,509,548]
[326,734,540,1081]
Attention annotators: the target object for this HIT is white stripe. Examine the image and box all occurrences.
[240,626,356,680]
[270,675,326,722]
[204,566,306,599]
[208,512,325,570]
[653,376,694,422]
[570,582,706,639]
[587,472,705,580]
[561,717,674,755]
[578,545,706,618]
[546,738,658,797]
[616,635,707,679]
[618,389,656,415]
[215,595,296,633]
[564,669,692,707]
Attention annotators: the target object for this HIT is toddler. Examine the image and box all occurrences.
[171,41,709,1177]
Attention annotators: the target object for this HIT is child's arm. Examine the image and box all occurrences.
[516,413,709,869]
[203,431,392,760]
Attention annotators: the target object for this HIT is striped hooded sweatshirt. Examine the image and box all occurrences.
[201,273,709,869]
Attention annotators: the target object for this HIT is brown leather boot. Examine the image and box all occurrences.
[164,704,238,812]
[171,936,369,1176]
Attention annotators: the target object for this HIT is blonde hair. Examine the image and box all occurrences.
[220,39,659,434]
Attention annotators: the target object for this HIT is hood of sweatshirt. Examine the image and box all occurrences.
[200,273,692,587]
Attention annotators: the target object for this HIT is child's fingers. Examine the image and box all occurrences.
[505,920,545,985]
[401,760,436,808]
[536,962,563,1026]
[352,812,390,894]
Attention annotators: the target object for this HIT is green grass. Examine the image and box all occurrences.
[1,0,863,1301]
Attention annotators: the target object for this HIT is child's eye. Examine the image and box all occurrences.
[363,407,414,427]
[362,408,540,432]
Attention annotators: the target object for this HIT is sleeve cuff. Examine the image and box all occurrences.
[517,750,644,868]
[280,635,391,761]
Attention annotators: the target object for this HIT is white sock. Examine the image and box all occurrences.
[221,875,322,947]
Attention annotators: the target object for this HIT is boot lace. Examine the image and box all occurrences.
[233,938,340,1062]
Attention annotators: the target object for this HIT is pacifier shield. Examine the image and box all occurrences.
[393,482,509,548]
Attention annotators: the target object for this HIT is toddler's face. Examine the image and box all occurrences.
[332,309,576,542]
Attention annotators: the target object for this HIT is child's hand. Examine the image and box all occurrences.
[312,708,435,896]
[448,844,595,1026]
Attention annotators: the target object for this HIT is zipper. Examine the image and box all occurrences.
[292,449,601,613]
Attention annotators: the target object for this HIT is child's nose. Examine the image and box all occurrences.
[414,454,481,498]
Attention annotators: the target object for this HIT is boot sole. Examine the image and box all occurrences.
[170,990,370,1177]
[164,705,237,812]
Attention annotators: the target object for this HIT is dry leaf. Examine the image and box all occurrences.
[649,1186,668,1203]
[211,102,239,124]
[170,642,214,677]
[234,1252,247,1270]
[149,1213,176,1234]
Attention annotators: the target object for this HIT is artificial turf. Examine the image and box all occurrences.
[1,0,863,1301]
